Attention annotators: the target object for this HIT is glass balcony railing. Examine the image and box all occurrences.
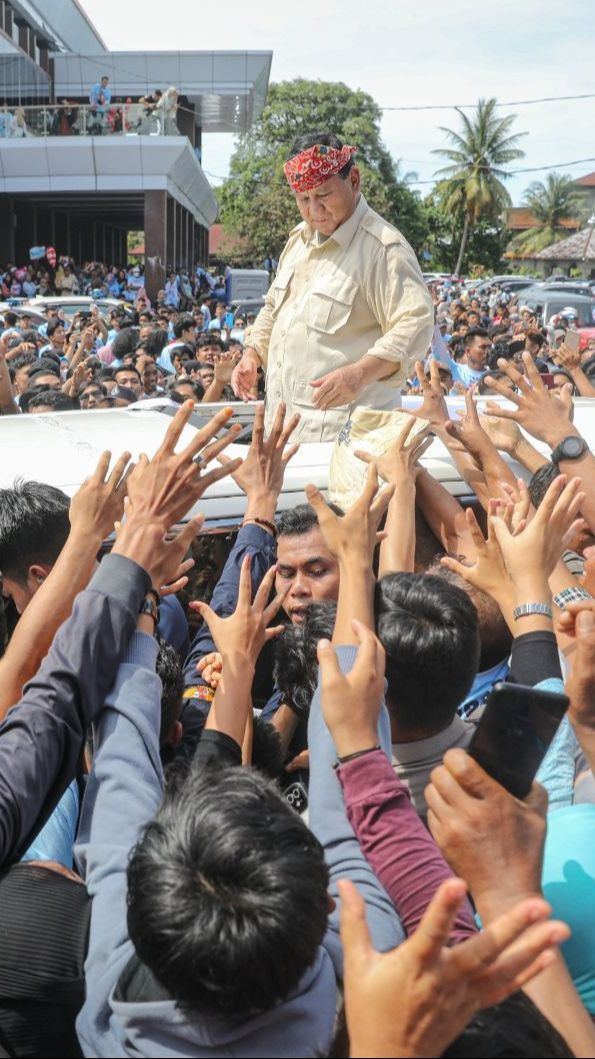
[0,102,182,138]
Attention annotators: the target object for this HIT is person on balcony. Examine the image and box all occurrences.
[88,75,111,135]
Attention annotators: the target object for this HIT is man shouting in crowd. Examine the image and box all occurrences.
[232,132,433,441]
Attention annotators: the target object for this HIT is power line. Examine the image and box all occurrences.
[380,92,595,112]
[403,156,595,186]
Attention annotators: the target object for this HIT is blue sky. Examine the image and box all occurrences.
[82,0,595,205]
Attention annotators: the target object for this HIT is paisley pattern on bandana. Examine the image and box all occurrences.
[283,143,358,191]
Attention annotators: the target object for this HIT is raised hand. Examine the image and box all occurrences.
[341,873,567,1059]
[69,450,132,541]
[440,505,516,626]
[479,412,525,455]
[317,620,385,758]
[197,650,223,690]
[126,401,243,528]
[354,416,431,487]
[410,359,449,431]
[425,748,549,921]
[484,352,577,449]
[219,402,299,522]
[305,463,394,565]
[231,347,259,402]
[190,559,287,668]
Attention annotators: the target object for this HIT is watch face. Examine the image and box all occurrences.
[562,436,586,459]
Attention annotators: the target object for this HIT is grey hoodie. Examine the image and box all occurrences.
[76,612,403,1058]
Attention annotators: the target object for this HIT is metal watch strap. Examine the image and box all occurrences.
[553,586,592,609]
[512,602,553,621]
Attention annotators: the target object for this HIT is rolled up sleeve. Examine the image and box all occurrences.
[364,241,434,386]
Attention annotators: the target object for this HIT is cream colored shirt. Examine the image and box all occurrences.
[246,194,434,442]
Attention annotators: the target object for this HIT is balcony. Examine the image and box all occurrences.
[0,101,184,138]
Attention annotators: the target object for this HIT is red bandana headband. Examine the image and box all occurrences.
[283,143,358,192]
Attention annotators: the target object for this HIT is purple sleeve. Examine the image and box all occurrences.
[338,749,477,944]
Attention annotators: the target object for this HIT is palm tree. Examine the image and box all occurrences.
[510,172,585,255]
[433,98,526,275]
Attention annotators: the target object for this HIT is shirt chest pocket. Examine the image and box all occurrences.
[307,275,359,335]
[271,265,294,318]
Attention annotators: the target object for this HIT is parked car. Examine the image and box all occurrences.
[519,287,595,327]
[0,304,47,327]
[231,298,265,321]
[25,296,135,322]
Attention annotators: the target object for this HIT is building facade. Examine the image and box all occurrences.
[0,1,271,296]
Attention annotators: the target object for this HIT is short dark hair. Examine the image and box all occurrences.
[276,501,342,538]
[171,343,194,362]
[27,390,80,413]
[375,572,480,733]
[10,351,36,373]
[28,357,60,382]
[46,318,65,338]
[0,480,70,583]
[113,364,140,382]
[442,993,573,1058]
[525,328,546,350]
[156,642,183,747]
[126,765,329,1018]
[287,133,354,179]
[111,328,140,360]
[4,311,17,326]
[173,316,195,339]
[251,716,284,778]
[273,601,336,716]
[197,334,226,354]
[528,461,559,509]
[143,329,169,358]
[464,326,489,347]
[428,562,512,671]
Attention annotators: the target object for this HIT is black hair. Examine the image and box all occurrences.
[442,993,573,1058]
[113,364,141,382]
[80,381,107,399]
[111,327,140,360]
[171,343,194,362]
[0,480,70,583]
[251,715,285,778]
[4,311,17,326]
[273,601,336,717]
[143,329,169,358]
[487,342,511,370]
[428,562,512,671]
[10,351,36,373]
[126,764,329,1018]
[528,461,559,509]
[463,326,489,347]
[46,318,65,339]
[197,333,227,354]
[375,572,480,734]
[27,390,80,413]
[171,380,205,402]
[477,370,510,395]
[96,368,115,381]
[28,357,60,381]
[508,338,526,358]
[19,328,40,344]
[525,328,546,350]
[156,642,183,747]
[287,133,354,179]
[488,323,510,340]
[173,316,195,340]
[276,501,342,538]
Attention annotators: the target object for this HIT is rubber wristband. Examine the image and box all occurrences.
[336,745,380,766]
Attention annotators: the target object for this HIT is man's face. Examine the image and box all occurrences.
[174,381,196,400]
[14,363,31,393]
[215,305,224,319]
[157,318,169,331]
[295,168,361,237]
[194,312,204,328]
[115,369,142,396]
[142,362,158,392]
[181,326,196,344]
[524,339,540,359]
[173,351,191,374]
[198,364,214,388]
[79,385,103,409]
[139,324,154,341]
[464,335,491,370]
[2,570,45,614]
[198,344,219,364]
[51,325,65,348]
[31,373,61,390]
[275,527,340,624]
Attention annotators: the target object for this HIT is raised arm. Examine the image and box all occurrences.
[0,451,130,717]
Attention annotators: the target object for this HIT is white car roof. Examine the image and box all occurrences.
[3,397,592,528]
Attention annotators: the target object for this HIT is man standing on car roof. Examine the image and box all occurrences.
[231,132,433,442]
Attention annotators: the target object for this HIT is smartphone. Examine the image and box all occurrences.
[565,329,581,354]
[467,682,569,799]
[540,373,555,389]
[283,780,308,814]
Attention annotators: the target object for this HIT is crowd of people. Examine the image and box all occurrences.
[0,77,181,138]
[3,127,595,1054]
[0,383,595,1055]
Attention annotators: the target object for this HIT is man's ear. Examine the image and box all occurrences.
[28,563,52,587]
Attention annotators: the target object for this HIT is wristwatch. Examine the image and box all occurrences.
[139,593,160,626]
[550,435,588,464]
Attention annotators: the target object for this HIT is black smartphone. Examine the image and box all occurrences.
[467,682,569,799]
[283,780,308,814]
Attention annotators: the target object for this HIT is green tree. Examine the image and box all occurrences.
[510,172,585,255]
[432,98,526,275]
[217,79,428,261]
[422,195,507,274]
